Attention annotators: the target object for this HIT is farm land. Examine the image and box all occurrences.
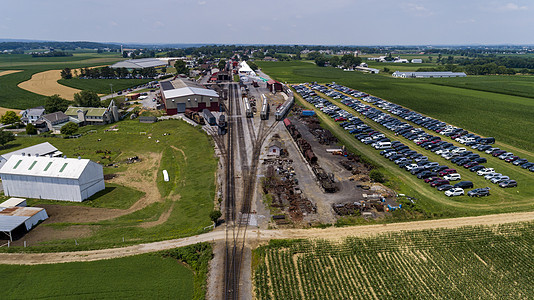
[0,52,147,108]
[0,119,218,252]
[253,221,534,300]
[1,243,212,300]
[57,78,152,94]
[257,61,534,152]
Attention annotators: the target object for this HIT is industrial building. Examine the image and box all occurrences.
[160,78,219,114]
[238,61,256,76]
[110,58,167,69]
[0,155,105,202]
[0,206,48,241]
[392,71,467,78]
[267,80,283,92]
[0,142,61,169]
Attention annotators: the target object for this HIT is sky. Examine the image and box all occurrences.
[1,0,532,45]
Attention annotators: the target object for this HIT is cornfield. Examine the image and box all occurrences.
[253,221,534,299]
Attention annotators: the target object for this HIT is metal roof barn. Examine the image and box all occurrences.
[0,206,48,241]
[0,198,27,207]
[0,155,105,202]
[0,142,61,169]
[110,58,167,69]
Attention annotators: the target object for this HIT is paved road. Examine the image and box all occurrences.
[2,211,533,265]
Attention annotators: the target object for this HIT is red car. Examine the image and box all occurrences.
[430,179,450,187]
[505,156,519,163]
[439,169,457,176]
[424,176,441,183]
[463,161,478,168]
[335,117,347,122]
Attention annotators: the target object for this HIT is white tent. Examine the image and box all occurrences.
[0,155,105,202]
[238,61,256,76]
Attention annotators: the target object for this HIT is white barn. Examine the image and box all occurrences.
[0,155,105,202]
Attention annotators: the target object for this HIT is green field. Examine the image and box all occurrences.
[1,243,212,300]
[57,78,152,94]
[253,221,534,300]
[257,61,534,152]
[0,52,123,109]
[0,119,217,252]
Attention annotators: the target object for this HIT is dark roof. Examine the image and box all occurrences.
[160,81,175,91]
[269,140,283,149]
[42,111,68,123]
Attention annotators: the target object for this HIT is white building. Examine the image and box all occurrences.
[20,106,46,125]
[238,61,256,76]
[411,59,423,63]
[0,155,105,202]
[392,71,467,78]
[0,142,62,169]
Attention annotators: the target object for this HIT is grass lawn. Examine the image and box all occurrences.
[0,53,124,109]
[253,221,534,300]
[1,243,213,300]
[257,61,534,152]
[57,78,152,94]
[26,183,145,210]
[0,119,218,252]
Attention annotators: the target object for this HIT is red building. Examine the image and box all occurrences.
[267,80,283,92]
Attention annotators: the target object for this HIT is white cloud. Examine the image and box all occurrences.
[498,3,527,11]
[198,1,206,5]
[401,2,434,16]
[153,21,165,28]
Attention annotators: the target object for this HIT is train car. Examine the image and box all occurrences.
[260,94,270,120]
[275,85,294,121]
[202,109,217,126]
[218,114,226,129]
[243,97,253,118]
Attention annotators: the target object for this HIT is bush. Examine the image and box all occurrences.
[26,123,37,135]
[369,169,386,183]
[60,122,79,136]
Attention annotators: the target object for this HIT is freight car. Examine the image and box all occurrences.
[275,89,294,121]
[202,109,217,126]
[243,97,253,118]
[260,94,270,120]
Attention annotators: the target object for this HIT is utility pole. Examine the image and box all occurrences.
[110,83,113,96]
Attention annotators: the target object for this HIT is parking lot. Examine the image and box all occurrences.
[293,82,531,200]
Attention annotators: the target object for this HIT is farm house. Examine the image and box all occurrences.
[0,155,105,202]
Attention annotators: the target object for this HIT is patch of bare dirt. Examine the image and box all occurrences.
[18,69,81,100]
[10,225,93,247]
[0,70,22,77]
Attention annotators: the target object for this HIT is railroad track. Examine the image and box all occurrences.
[224,82,279,299]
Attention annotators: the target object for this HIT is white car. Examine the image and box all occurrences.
[498,152,514,160]
[444,173,461,181]
[485,173,502,180]
[477,168,495,176]
[445,188,464,197]
[452,147,467,154]
[485,148,499,154]
[490,176,510,184]
[405,164,419,171]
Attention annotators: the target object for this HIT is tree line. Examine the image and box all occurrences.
[60,66,158,80]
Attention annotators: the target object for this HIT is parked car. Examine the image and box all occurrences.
[467,187,490,197]
[490,176,510,184]
[484,173,502,180]
[437,184,454,191]
[444,173,461,181]
[499,180,517,188]
[430,179,449,187]
[513,159,528,166]
[454,181,474,189]
[477,168,495,176]
[439,169,457,176]
[445,187,464,197]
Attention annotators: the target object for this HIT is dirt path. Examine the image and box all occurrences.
[0,70,22,77]
[18,69,81,100]
[1,211,533,265]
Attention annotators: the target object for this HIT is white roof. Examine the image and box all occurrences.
[239,61,256,75]
[0,206,48,233]
[0,142,59,161]
[0,198,26,207]
[163,87,218,99]
[0,155,93,179]
[111,58,166,69]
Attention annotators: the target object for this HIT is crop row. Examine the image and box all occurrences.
[253,222,534,299]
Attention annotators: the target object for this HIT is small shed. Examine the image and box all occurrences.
[0,206,48,241]
[268,141,283,156]
[0,198,27,208]
[126,93,140,100]
[139,116,158,123]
